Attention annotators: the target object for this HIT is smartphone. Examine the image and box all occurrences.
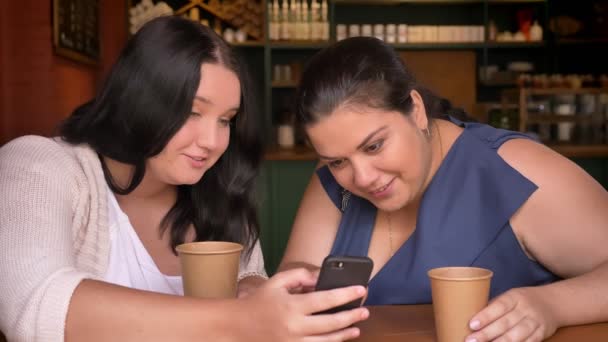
[314,255,374,314]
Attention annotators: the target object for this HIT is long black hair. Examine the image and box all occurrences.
[294,36,469,127]
[60,16,262,258]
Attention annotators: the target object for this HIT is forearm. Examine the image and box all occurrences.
[277,261,320,273]
[541,260,608,327]
[66,279,243,342]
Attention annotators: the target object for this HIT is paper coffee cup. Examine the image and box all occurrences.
[428,267,493,342]
[176,241,243,299]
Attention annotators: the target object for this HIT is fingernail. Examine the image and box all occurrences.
[361,308,369,319]
[465,338,477,342]
[469,320,481,330]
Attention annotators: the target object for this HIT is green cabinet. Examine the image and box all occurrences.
[572,158,608,189]
[257,160,318,275]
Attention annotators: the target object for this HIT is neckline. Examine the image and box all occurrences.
[367,122,469,282]
[106,186,182,280]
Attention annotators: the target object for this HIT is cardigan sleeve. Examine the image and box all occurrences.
[237,239,268,281]
[0,136,94,342]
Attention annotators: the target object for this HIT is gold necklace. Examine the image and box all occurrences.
[387,211,394,257]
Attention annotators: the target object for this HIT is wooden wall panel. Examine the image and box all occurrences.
[400,50,477,117]
[0,0,127,145]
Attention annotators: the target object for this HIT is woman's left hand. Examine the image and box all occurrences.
[237,275,267,298]
[466,286,559,342]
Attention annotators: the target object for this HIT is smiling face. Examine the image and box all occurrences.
[306,91,433,212]
[146,63,241,186]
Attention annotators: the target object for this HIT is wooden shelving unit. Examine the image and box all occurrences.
[174,0,264,40]
[501,87,608,157]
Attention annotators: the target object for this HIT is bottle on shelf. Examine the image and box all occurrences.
[269,0,279,40]
[280,0,290,40]
[321,0,329,40]
[530,21,543,41]
[487,20,497,42]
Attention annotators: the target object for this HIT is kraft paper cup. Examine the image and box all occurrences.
[176,241,243,299]
[428,267,493,342]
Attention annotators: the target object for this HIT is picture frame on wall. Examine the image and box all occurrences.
[52,0,100,65]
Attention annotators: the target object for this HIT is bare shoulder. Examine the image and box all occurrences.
[497,138,602,192]
[497,138,608,277]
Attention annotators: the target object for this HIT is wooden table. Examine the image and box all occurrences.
[354,305,608,341]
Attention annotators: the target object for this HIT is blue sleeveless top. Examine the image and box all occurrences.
[317,118,560,305]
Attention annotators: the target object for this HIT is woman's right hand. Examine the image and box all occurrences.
[240,268,369,341]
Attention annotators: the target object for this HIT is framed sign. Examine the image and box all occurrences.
[52,0,100,65]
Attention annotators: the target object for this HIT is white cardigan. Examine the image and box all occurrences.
[0,136,267,342]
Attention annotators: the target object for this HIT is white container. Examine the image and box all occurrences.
[361,24,373,37]
[530,21,543,41]
[397,24,408,43]
[555,95,576,142]
[337,24,347,41]
[386,24,397,43]
[349,24,361,37]
[277,125,295,148]
[408,26,423,43]
[373,24,385,41]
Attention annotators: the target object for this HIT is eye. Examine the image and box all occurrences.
[219,118,233,127]
[328,159,346,169]
[189,111,201,117]
[365,140,383,153]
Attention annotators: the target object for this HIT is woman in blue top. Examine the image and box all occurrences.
[279,36,608,341]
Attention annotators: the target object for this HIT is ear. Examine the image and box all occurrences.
[409,89,429,131]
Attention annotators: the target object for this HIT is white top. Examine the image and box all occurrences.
[103,186,184,296]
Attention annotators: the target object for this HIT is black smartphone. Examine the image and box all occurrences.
[314,255,374,314]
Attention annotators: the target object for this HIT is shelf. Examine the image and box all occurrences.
[547,144,608,158]
[334,0,545,4]
[264,145,318,161]
[526,114,595,124]
[231,41,265,48]
[488,0,546,3]
[271,81,299,88]
[518,88,608,95]
[556,37,608,46]
[391,42,485,49]
[485,41,545,48]
[334,0,483,4]
[479,80,518,87]
[269,41,331,49]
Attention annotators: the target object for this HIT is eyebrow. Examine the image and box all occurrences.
[194,95,240,113]
[317,125,388,160]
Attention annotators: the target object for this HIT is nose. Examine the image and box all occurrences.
[351,159,378,190]
[195,119,220,151]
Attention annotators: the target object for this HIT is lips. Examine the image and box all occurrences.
[184,153,209,169]
[370,178,394,195]
[184,154,208,161]
[371,183,390,194]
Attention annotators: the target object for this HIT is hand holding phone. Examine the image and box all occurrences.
[314,255,373,314]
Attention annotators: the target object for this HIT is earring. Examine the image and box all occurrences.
[422,127,431,138]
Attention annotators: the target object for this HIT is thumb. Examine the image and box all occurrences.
[268,268,319,291]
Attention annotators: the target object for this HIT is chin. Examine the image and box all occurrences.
[175,172,206,185]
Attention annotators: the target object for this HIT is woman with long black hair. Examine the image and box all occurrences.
[0,17,368,342]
